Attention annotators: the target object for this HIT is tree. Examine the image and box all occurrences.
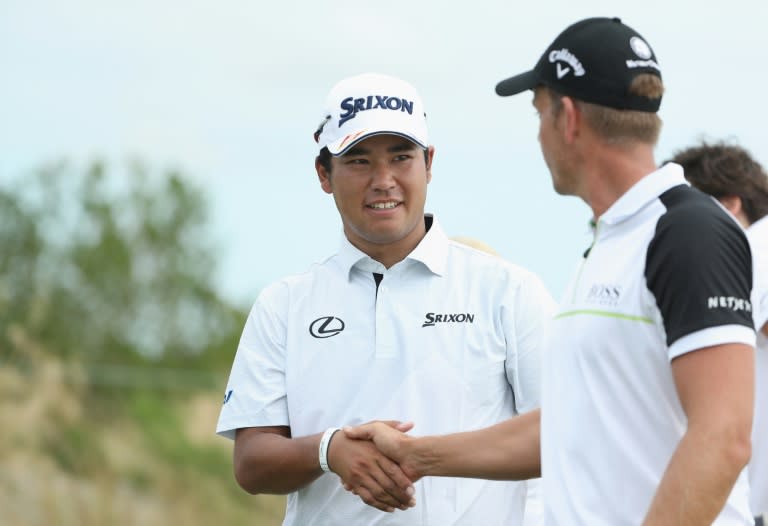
[0,160,246,388]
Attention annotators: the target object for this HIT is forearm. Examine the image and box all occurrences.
[642,427,750,525]
[234,429,323,494]
[411,409,541,480]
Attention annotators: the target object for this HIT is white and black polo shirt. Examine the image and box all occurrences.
[542,163,756,525]
[749,215,768,516]
[217,216,556,526]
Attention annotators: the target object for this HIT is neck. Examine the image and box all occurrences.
[345,219,427,269]
[579,141,657,219]
[363,244,417,269]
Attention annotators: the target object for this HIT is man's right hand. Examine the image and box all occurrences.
[327,426,416,513]
[342,421,427,481]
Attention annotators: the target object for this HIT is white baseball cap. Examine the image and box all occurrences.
[313,73,428,156]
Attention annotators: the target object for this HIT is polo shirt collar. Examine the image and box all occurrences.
[598,162,687,227]
[407,215,448,276]
[336,214,448,279]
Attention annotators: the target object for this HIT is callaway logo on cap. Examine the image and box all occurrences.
[495,17,663,112]
[314,73,429,156]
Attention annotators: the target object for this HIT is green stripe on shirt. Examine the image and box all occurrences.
[555,309,653,323]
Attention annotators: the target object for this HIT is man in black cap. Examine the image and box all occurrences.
[344,17,756,525]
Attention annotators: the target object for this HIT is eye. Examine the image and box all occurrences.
[393,154,413,162]
[345,158,368,165]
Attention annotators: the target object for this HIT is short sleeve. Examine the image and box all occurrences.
[504,270,557,414]
[216,284,290,440]
[645,188,755,358]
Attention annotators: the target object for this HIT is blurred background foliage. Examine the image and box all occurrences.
[0,162,285,525]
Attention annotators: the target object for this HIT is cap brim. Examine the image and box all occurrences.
[328,131,427,156]
[495,70,539,97]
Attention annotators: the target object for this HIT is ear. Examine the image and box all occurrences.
[316,157,333,194]
[719,195,742,215]
[719,195,749,227]
[560,96,581,144]
[425,146,435,184]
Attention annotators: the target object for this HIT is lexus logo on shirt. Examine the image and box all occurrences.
[309,316,345,338]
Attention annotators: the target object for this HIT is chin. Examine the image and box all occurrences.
[551,175,576,197]
[366,225,413,244]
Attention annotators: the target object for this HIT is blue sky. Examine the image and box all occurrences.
[2,0,766,305]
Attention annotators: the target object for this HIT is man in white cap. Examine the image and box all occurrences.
[344,18,756,525]
[215,72,555,525]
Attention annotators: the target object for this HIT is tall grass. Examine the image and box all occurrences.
[0,353,286,526]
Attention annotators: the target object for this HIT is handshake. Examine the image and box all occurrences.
[324,421,426,513]
[323,411,542,513]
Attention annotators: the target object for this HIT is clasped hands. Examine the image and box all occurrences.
[325,420,423,513]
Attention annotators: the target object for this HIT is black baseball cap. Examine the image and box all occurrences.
[496,17,662,112]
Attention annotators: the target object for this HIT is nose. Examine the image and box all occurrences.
[370,162,396,191]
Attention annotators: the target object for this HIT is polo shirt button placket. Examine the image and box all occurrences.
[375,272,396,359]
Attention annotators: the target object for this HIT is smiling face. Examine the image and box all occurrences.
[316,134,434,267]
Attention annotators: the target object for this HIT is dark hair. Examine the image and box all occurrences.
[668,141,768,224]
[316,147,333,173]
[316,144,430,175]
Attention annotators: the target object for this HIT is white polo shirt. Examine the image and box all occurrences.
[542,163,756,525]
[217,216,556,526]
[749,215,768,516]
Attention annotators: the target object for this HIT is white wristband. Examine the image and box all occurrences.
[318,427,341,473]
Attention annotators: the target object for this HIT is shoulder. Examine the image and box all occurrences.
[255,255,341,306]
[656,184,726,222]
[748,215,768,248]
[749,216,768,277]
[446,240,554,305]
[749,216,768,328]
[447,240,543,284]
[646,185,750,280]
[654,185,743,234]
[649,185,749,260]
